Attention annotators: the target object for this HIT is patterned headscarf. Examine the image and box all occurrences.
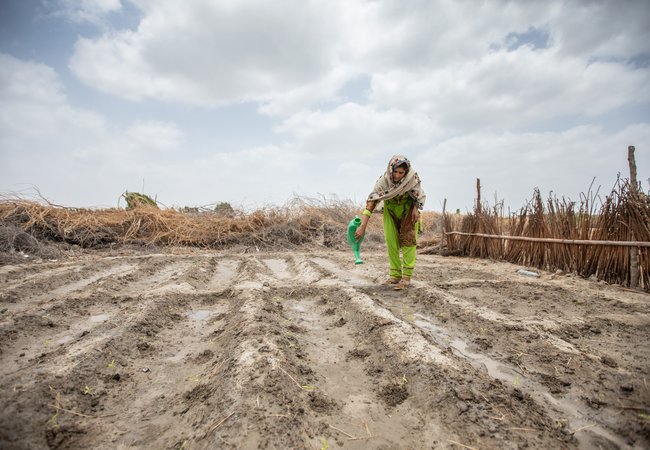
[367,155,426,210]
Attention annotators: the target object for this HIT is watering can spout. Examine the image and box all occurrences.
[346,215,364,264]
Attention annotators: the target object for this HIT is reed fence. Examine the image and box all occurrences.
[444,176,650,290]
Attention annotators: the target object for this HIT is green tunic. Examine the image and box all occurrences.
[383,193,419,279]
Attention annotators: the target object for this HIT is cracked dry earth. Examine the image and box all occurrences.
[0,249,648,449]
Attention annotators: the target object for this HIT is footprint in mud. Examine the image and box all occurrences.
[378,381,409,407]
[308,391,338,414]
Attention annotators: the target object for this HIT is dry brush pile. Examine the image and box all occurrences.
[0,196,384,255]
[445,178,650,289]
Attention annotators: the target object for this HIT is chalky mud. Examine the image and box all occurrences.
[0,249,648,449]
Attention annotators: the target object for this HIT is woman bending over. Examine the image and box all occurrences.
[355,155,426,290]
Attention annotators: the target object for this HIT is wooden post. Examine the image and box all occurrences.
[628,145,638,189]
[476,178,481,213]
[628,145,639,288]
[439,198,447,249]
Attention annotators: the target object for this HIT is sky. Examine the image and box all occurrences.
[1,0,649,212]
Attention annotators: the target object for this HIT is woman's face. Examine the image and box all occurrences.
[392,166,407,183]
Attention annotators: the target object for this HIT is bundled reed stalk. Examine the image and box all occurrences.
[447,178,649,290]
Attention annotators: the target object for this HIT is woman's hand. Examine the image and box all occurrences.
[354,225,366,241]
[355,213,370,241]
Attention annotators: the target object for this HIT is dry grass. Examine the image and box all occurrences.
[0,196,390,253]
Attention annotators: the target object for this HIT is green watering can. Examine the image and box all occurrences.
[346,215,365,265]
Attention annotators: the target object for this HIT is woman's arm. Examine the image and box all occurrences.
[355,200,377,240]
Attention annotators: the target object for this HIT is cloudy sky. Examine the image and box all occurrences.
[1,0,649,212]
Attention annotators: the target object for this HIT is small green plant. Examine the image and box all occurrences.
[188,374,200,383]
[321,437,328,450]
[43,339,51,347]
[179,440,188,450]
[46,412,60,430]
[122,191,158,209]
[214,202,235,217]
[83,386,93,395]
[514,375,520,386]
[108,359,116,370]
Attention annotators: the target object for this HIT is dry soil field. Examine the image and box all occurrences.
[0,248,648,449]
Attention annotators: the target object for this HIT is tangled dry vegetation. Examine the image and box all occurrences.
[0,195,439,262]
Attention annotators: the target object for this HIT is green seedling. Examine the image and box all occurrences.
[43,340,51,347]
[179,440,188,450]
[639,413,650,422]
[188,374,200,383]
[83,386,93,395]
[321,437,329,450]
[301,385,317,391]
[393,374,408,386]
[46,412,60,430]
[514,375,520,386]
[108,359,116,370]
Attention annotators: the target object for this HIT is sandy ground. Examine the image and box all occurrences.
[0,248,648,449]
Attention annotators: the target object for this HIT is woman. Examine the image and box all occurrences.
[355,155,426,290]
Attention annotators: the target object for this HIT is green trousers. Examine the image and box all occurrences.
[383,197,419,279]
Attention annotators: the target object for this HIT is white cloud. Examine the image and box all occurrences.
[124,121,183,154]
[0,54,181,205]
[550,0,650,59]
[0,53,105,141]
[67,1,650,118]
[418,123,650,211]
[71,120,183,171]
[70,0,343,106]
[0,54,313,207]
[370,47,650,132]
[55,0,123,26]
[276,103,439,156]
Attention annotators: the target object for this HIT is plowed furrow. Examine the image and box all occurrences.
[281,288,440,448]
[1,250,647,450]
[383,282,641,449]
